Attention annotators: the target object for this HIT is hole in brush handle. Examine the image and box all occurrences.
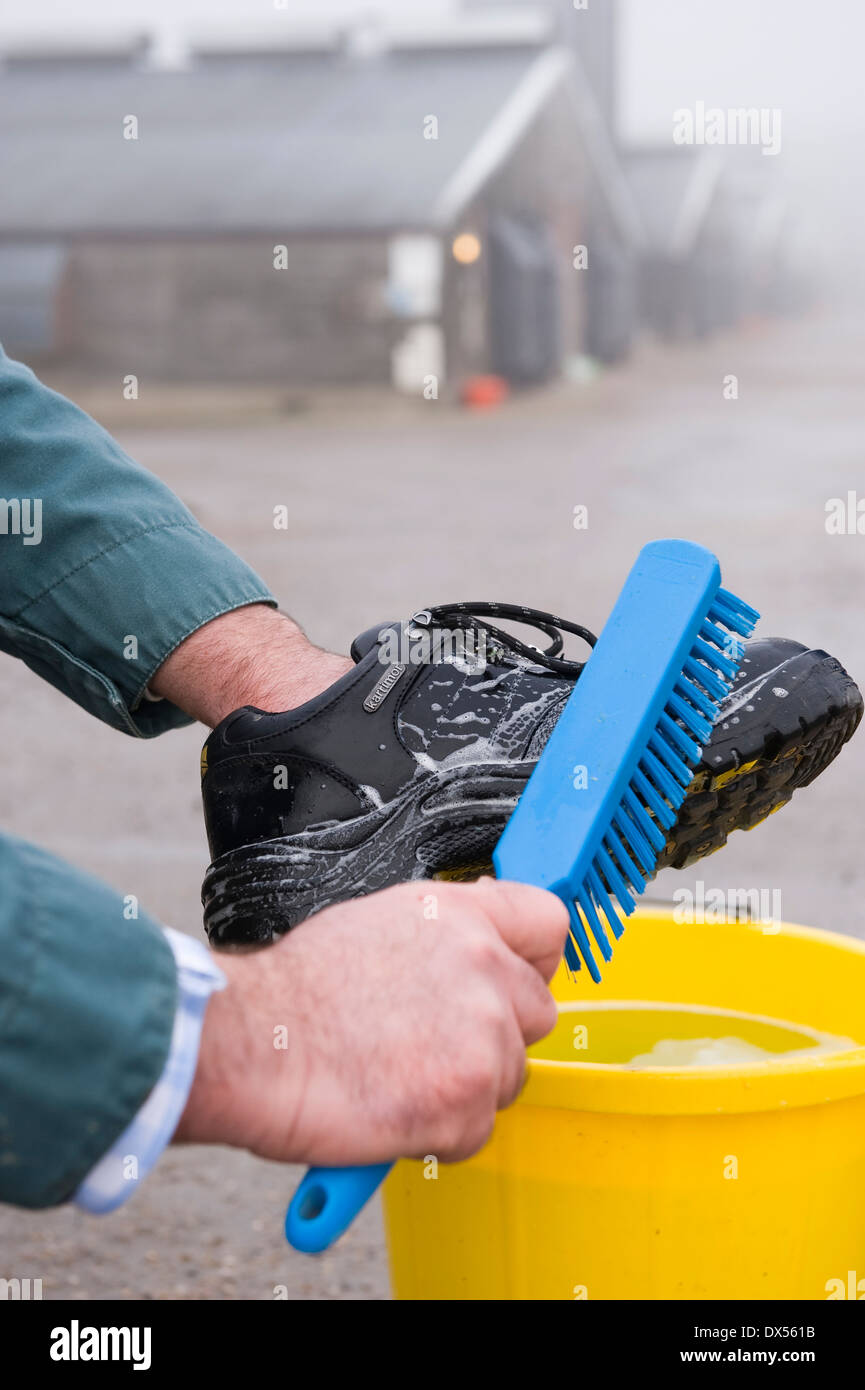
[285,1162,393,1254]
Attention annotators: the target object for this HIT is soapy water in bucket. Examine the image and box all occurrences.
[529,1001,860,1068]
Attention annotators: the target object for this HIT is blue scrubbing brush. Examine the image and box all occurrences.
[284,539,759,1252]
[492,538,758,980]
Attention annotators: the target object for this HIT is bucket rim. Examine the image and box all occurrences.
[523,908,865,1116]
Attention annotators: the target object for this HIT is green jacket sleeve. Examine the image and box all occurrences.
[0,833,178,1208]
[0,346,276,736]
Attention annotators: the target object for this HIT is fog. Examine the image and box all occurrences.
[2,0,864,279]
[4,0,864,149]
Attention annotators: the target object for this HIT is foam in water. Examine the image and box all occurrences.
[529,1000,861,1068]
[627,1035,808,1068]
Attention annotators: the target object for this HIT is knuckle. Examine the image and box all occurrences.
[431,880,479,914]
[450,1050,498,1108]
[474,996,512,1043]
[461,926,503,973]
[525,983,559,1045]
[466,873,504,919]
[426,1036,499,1119]
[540,989,559,1034]
[438,1110,497,1163]
[500,1047,530,1107]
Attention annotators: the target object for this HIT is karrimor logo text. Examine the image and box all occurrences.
[0,497,42,545]
[673,102,782,157]
[673,880,782,932]
[50,1321,152,1371]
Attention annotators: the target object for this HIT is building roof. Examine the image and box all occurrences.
[0,42,573,237]
[0,29,149,63]
[189,9,554,57]
[623,147,726,258]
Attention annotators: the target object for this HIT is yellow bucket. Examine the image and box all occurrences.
[383,906,865,1300]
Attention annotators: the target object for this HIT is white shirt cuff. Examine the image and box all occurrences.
[73,927,226,1214]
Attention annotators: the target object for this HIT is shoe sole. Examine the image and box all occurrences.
[657,649,862,871]
[202,650,861,944]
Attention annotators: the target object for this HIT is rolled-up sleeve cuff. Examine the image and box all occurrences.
[74,928,226,1215]
[1,523,275,736]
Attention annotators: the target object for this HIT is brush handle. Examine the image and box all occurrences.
[285,1162,392,1253]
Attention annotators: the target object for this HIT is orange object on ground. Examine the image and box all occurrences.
[461,375,510,408]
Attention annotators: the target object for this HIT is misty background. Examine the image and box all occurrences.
[4,0,863,146]
[1,0,864,1301]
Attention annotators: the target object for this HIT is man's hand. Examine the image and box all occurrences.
[174,878,568,1166]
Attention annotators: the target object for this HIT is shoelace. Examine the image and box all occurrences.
[409,602,597,677]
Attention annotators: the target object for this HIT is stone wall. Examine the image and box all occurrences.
[55,236,394,383]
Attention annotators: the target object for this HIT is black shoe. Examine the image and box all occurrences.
[200,604,862,945]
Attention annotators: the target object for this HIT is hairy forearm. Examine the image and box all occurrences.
[172,948,299,1153]
[150,604,353,727]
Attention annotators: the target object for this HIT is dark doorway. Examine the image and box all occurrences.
[488,214,562,385]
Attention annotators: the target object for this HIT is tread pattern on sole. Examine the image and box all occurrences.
[441,659,863,882]
[655,676,862,872]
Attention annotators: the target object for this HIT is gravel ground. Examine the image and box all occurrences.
[1,308,863,1299]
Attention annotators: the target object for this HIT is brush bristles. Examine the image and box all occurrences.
[565,588,758,980]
